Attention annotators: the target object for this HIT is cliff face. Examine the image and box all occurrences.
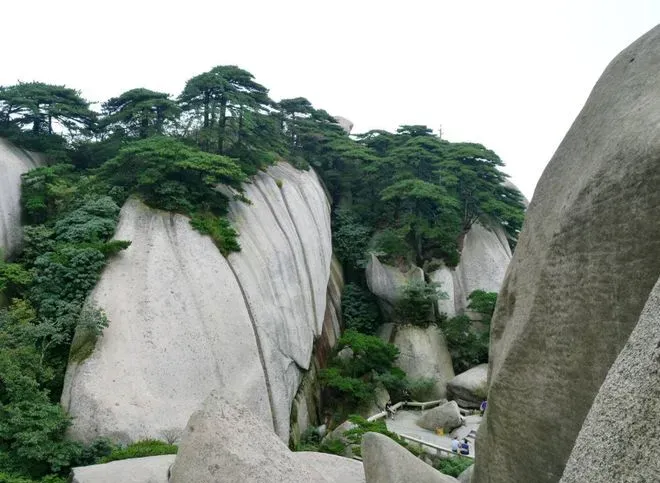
[0,138,44,259]
[62,162,333,443]
[474,25,660,483]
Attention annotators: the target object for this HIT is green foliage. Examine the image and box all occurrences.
[341,284,381,334]
[442,290,497,373]
[434,457,473,477]
[100,440,177,463]
[21,165,78,225]
[332,209,371,270]
[395,279,445,327]
[189,213,240,256]
[101,88,180,139]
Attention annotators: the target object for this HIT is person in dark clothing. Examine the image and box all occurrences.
[460,438,470,455]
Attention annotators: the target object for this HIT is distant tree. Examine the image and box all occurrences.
[0,82,95,136]
[100,88,180,139]
[179,66,270,153]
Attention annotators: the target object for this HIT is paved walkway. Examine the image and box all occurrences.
[384,409,482,457]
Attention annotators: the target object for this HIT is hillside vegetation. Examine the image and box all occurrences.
[0,68,524,481]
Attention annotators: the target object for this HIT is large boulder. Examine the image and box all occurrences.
[446,364,488,408]
[69,455,174,483]
[294,452,365,483]
[361,432,458,483]
[0,138,43,259]
[560,276,660,482]
[169,392,361,483]
[366,254,424,307]
[333,116,354,134]
[417,401,463,432]
[474,25,660,483]
[62,162,333,444]
[393,325,455,399]
[429,223,511,317]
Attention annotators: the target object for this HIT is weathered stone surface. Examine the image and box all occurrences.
[366,254,424,306]
[474,25,660,483]
[0,138,43,259]
[429,223,511,316]
[169,392,328,483]
[62,198,270,444]
[70,455,174,483]
[226,163,332,439]
[447,364,488,408]
[361,432,459,483]
[417,401,463,432]
[560,276,660,483]
[333,116,354,134]
[393,325,455,399]
[294,452,365,483]
[62,162,333,444]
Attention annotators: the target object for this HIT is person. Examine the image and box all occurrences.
[385,400,396,419]
[480,400,488,416]
[451,436,460,453]
[460,438,470,455]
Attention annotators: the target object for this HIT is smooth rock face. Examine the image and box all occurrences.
[294,452,366,483]
[361,432,458,483]
[474,26,660,483]
[62,162,333,444]
[447,364,488,408]
[560,276,660,483]
[0,138,43,259]
[366,254,424,306]
[429,223,512,317]
[169,392,328,483]
[62,198,270,443]
[70,455,175,483]
[393,325,455,399]
[417,401,463,432]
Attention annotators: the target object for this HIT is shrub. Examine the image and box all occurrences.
[434,456,473,477]
[189,213,240,255]
[395,279,445,327]
[341,284,381,334]
[100,440,177,463]
[332,209,371,270]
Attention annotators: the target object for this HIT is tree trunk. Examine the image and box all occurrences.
[218,96,227,153]
[203,91,210,128]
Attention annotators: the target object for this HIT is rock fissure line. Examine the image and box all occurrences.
[252,180,316,328]
[274,176,320,332]
[225,258,279,432]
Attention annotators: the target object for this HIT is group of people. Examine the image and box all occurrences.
[451,436,471,455]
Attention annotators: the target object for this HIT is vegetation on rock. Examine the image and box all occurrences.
[0,64,522,481]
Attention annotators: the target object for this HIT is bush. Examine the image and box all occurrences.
[100,440,177,463]
[332,209,371,270]
[341,284,381,334]
[395,279,445,327]
[434,456,473,477]
[189,213,240,255]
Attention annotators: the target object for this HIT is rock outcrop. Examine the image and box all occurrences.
[560,276,660,483]
[0,138,44,259]
[361,432,458,483]
[62,162,333,443]
[366,254,424,308]
[429,222,511,317]
[333,116,354,134]
[69,455,174,483]
[294,452,366,483]
[457,465,474,483]
[393,325,454,399]
[169,392,363,483]
[417,401,463,433]
[474,25,660,483]
[446,364,488,408]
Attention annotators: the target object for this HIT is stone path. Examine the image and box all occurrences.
[384,409,482,457]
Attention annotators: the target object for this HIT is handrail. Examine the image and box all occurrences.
[398,433,475,460]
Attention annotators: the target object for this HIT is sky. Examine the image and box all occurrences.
[3,1,659,199]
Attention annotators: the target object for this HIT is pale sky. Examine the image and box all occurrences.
[3,1,659,199]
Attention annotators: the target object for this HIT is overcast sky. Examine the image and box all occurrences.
[3,1,659,199]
